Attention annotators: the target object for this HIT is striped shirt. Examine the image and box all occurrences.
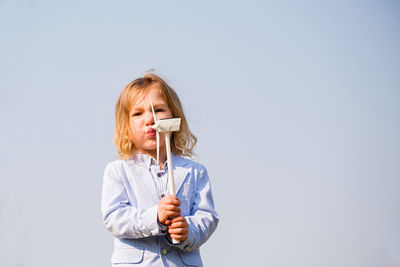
[133,152,169,199]
[133,152,170,233]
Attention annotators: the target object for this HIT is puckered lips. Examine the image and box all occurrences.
[147,128,156,138]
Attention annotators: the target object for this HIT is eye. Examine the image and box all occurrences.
[132,112,142,117]
[155,109,164,113]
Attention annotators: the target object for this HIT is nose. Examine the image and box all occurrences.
[144,111,155,126]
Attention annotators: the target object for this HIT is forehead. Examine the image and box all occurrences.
[130,86,167,109]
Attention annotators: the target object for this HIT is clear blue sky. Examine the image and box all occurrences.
[1,1,399,266]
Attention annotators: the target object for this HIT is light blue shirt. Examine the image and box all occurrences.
[132,152,173,233]
[101,152,219,267]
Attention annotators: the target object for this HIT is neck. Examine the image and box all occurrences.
[158,156,167,169]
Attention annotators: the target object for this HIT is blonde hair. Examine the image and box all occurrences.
[114,73,197,160]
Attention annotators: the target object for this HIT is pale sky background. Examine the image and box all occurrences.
[1,1,400,267]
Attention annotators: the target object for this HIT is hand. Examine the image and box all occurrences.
[168,216,189,242]
[158,195,181,225]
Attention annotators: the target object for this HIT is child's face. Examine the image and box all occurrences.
[129,87,173,160]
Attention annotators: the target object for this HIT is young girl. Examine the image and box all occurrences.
[101,73,219,267]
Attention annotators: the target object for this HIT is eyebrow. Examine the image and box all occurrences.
[130,103,168,112]
[152,103,168,108]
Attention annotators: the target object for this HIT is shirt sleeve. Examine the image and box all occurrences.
[101,162,162,239]
[167,166,219,252]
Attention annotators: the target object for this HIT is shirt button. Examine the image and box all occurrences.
[162,248,168,255]
[157,173,162,177]
[160,194,165,198]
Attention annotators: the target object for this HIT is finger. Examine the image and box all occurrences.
[162,202,180,209]
[168,227,186,235]
[170,216,187,224]
[164,200,180,207]
[165,212,181,219]
[170,234,187,240]
[158,210,181,224]
[165,208,181,216]
[169,221,188,230]
[160,204,180,212]
[162,196,181,206]
[171,215,189,226]
[169,221,186,229]
[169,231,188,241]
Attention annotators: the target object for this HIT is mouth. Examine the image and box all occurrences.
[147,128,156,138]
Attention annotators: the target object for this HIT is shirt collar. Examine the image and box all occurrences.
[133,151,168,170]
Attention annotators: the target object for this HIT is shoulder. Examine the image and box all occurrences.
[105,159,126,169]
[103,159,134,175]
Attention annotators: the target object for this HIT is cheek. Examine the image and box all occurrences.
[130,120,139,135]
[159,111,173,120]
[129,120,134,133]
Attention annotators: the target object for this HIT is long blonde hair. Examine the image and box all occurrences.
[114,73,197,159]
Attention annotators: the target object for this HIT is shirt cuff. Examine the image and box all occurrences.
[157,217,168,234]
[164,230,192,252]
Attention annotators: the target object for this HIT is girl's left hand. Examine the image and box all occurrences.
[168,216,189,242]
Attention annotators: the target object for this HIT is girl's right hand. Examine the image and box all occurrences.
[157,195,181,225]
